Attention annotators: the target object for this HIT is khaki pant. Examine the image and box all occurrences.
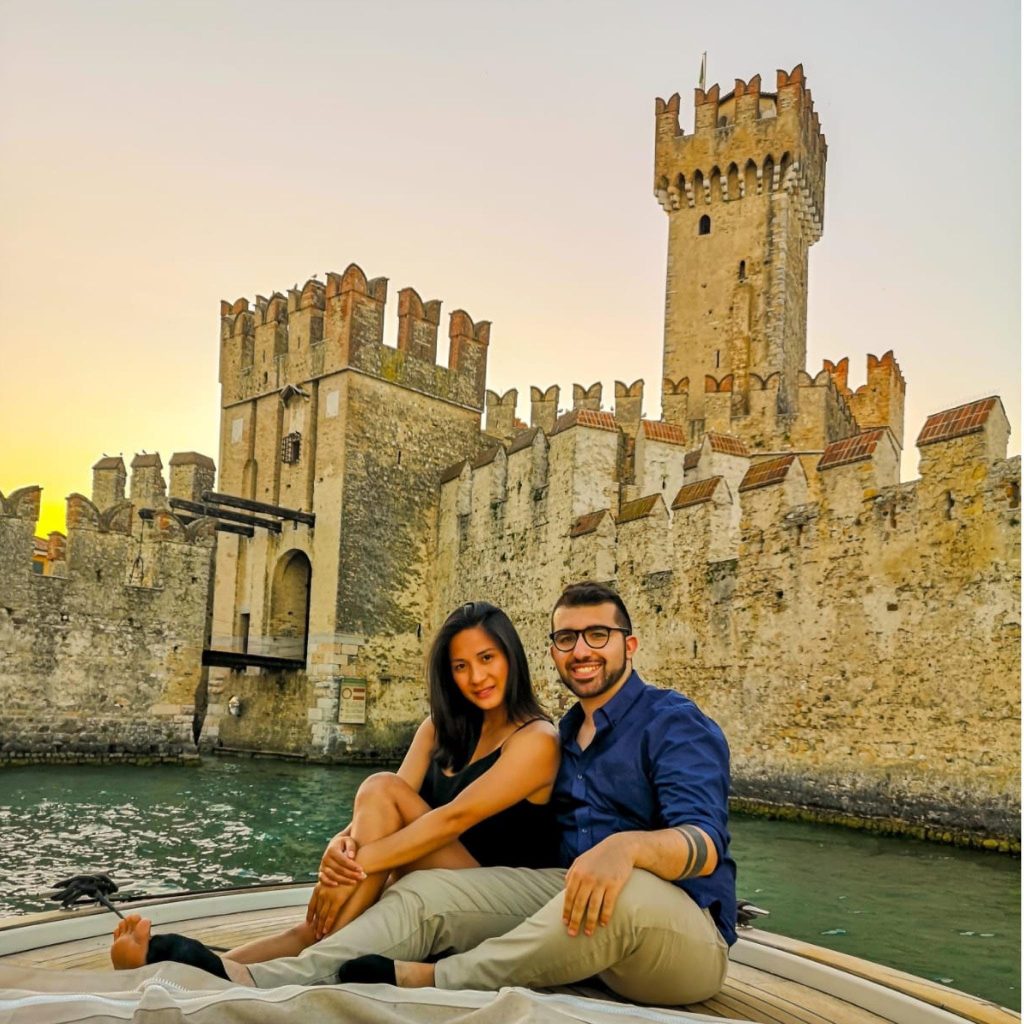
[248,867,728,1005]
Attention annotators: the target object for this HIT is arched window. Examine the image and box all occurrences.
[739,260,746,281]
[699,215,711,235]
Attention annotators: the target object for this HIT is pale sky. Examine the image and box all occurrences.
[1,0,1019,536]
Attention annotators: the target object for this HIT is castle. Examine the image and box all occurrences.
[1,66,1018,844]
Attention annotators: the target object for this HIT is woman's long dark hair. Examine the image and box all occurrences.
[428,602,548,772]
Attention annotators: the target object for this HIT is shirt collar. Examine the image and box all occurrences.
[558,670,645,742]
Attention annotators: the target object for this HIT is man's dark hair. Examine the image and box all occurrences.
[552,581,632,634]
[427,601,548,771]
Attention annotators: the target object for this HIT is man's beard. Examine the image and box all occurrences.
[557,651,629,700]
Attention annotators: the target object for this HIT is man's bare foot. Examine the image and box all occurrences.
[110,914,151,970]
[394,960,435,988]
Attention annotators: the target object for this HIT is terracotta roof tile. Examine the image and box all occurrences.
[916,397,1000,447]
[818,429,886,471]
[471,445,501,469]
[640,420,687,445]
[551,408,618,436]
[616,494,661,524]
[507,427,540,455]
[439,460,468,484]
[706,432,750,457]
[739,454,796,492]
[671,476,723,509]
[569,509,609,537]
[683,449,701,471]
[92,456,125,470]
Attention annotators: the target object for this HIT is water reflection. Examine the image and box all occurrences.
[0,759,365,908]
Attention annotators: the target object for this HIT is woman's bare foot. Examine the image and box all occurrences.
[110,914,151,969]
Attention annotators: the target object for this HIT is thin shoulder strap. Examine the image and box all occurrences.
[499,717,546,747]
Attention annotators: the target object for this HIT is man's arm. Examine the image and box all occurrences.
[561,826,717,937]
[630,824,719,880]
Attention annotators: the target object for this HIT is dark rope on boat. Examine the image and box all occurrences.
[50,873,126,919]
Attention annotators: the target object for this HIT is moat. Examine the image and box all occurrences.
[0,758,1018,1009]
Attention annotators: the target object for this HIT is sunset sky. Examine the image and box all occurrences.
[1,0,1019,538]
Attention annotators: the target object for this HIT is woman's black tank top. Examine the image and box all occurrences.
[419,739,560,870]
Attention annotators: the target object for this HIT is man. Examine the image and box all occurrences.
[112,581,735,1005]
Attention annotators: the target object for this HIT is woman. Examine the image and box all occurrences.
[112,601,560,970]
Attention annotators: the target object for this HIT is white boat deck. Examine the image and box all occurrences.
[0,886,1016,1024]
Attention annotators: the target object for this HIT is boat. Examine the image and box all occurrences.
[0,883,1016,1024]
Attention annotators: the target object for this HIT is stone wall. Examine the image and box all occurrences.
[430,401,1021,842]
[0,468,216,762]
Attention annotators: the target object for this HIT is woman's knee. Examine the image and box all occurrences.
[354,771,410,805]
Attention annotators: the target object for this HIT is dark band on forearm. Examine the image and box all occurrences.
[674,825,710,879]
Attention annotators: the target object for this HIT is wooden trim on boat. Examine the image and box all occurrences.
[739,929,1017,1024]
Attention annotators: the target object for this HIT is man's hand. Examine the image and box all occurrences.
[318,833,366,887]
[562,833,636,937]
[306,882,354,941]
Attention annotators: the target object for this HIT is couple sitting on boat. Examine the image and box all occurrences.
[110,580,736,1005]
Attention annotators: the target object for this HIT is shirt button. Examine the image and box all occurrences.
[581,827,588,833]
[576,774,583,780]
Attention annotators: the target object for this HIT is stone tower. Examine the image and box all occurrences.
[210,265,490,756]
[654,64,826,431]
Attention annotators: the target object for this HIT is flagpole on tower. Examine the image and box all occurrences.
[699,51,707,91]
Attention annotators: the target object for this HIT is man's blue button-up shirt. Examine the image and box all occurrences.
[554,670,737,945]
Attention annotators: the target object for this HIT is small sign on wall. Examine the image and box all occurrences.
[339,678,367,724]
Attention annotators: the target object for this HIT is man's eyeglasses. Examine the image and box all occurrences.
[548,626,630,652]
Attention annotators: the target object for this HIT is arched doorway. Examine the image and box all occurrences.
[268,550,312,661]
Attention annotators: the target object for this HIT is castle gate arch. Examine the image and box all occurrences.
[268,550,312,661]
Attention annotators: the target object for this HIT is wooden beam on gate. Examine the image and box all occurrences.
[168,498,282,534]
[201,490,315,527]
[201,649,306,671]
[173,513,255,538]
[140,507,256,537]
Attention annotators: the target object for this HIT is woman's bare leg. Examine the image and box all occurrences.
[223,917,317,964]
[226,772,476,963]
[317,772,477,933]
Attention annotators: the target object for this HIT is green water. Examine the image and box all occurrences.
[0,759,1018,1009]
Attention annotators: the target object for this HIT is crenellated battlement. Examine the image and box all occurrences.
[654,64,826,234]
[0,453,218,762]
[436,395,1013,570]
[819,350,907,449]
[3,452,216,582]
[219,263,491,413]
